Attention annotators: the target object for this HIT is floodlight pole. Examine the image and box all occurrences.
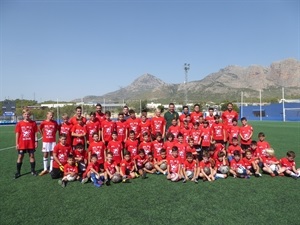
[184,63,190,105]
[259,90,262,121]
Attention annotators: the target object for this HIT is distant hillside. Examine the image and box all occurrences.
[75,58,300,103]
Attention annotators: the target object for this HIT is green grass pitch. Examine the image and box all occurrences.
[0,121,299,225]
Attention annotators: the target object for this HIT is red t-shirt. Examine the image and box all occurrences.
[199,160,212,169]
[52,143,72,168]
[180,127,191,143]
[190,111,203,124]
[73,149,87,162]
[134,155,147,167]
[71,124,87,146]
[95,112,106,123]
[214,159,228,170]
[86,161,100,173]
[59,122,73,146]
[15,120,38,150]
[167,155,182,173]
[101,120,116,142]
[205,115,215,127]
[139,120,151,141]
[156,155,167,163]
[175,142,187,160]
[121,159,134,172]
[139,141,153,155]
[243,157,255,170]
[280,157,295,170]
[211,122,225,141]
[186,145,197,155]
[239,125,253,145]
[163,141,176,157]
[168,125,181,141]
[151,116,165,135]
[261,156,278,166]
[200,127,212,147]
[107,140,123,164]
[228,125,240,144]
[69,116,87,126]
[230,158,245,170]
[257,141,270,155]
[104,160,117,175]
[115,120,127,142]
[183,160,197,171]
[190,128,201,145]
[227,144,243,155]
[126,117,141,138]
[152,140,164,159]
[85,120,100,143]
[64,163,78,174]
[221,110,238,127]
[88,141,106,164]
[40,120,59,142]
[125,139,139,159]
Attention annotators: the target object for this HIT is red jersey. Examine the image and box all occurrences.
[230,158,245,170]
[15,120,38,150]
[190,111,203,124]
[168,125,181,141]
[205,115,215,127]
[71,124,87,146]
[107,140,123,164]
[125,139,139,159]
[40,120,58,142]
[152,140,164,159]
[175,142,187,160]
[257,141,270,155]
[221,110,238,128]
[200,126,212,147]
[183,160,197,171]
[126,117,141,138]
[186,145,197,155]
[261,155,278,167]
[151,116,165,135]
[59,122,73,146]
[156,155,167,163]
[139,141,153,155]
[190,128,201,145]
[180,127,191,143]
[121,159,134,172]
[167,155,182,173]
[163,141,176,157]
[73,149,87,162]
[85,120,100,143]
[214,159,228,170]
[239,125,253,145]
[199,160,212,169]
[227,144,243,155]
[86,161,100,173]
[179,113,189,125]
[101,119,116,142]
[139,120,151,141]
[211,122,226,141]
[228,125,240,144]
[64,163,78,174]
[69,116,87,126]
[134,155,147,167]
[95,112,106,123]
[115,120,127,142]
[280,157,295,170]
[104,160,118,175]
[52,143,72,168]
[242,157,255,170]
[88,141,106,164]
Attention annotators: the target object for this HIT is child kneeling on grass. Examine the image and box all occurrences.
[58,155,79,187]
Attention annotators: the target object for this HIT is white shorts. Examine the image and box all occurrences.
[63,174,76,182]
[42,142,56,153]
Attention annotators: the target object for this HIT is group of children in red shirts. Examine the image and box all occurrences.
[14,103,300,188]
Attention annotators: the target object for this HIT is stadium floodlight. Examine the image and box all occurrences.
[184,63,190,105]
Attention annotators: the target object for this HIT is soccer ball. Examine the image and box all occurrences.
[270,164,278,172]
[203,167,211,175]
[237,166,246,175]
[219,166,229,174]
[145,162,153,170]
[170,173,179,182]
[186,170,194,179]
[160,162,167,170]
[111,173,122,183]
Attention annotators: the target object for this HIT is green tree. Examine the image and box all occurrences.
[220,102,239,113]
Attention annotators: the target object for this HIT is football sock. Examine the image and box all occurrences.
[215,173,225,179]
[50,157,53,171]
[30,162,36,172]
[17,162,22,174]
[43,157,48,171]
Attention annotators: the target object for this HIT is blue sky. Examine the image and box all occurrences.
[0,0,299,102]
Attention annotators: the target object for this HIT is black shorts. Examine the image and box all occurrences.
[18,149,36,155]
[137,165,144,170]
[241,144,250,150]
[249,167,255,174]
[51,168,63,179]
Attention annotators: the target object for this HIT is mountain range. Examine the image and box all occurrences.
[76,58,300,103]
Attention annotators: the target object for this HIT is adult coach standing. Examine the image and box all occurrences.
[221,102,239,128]
[164,103,179,131]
